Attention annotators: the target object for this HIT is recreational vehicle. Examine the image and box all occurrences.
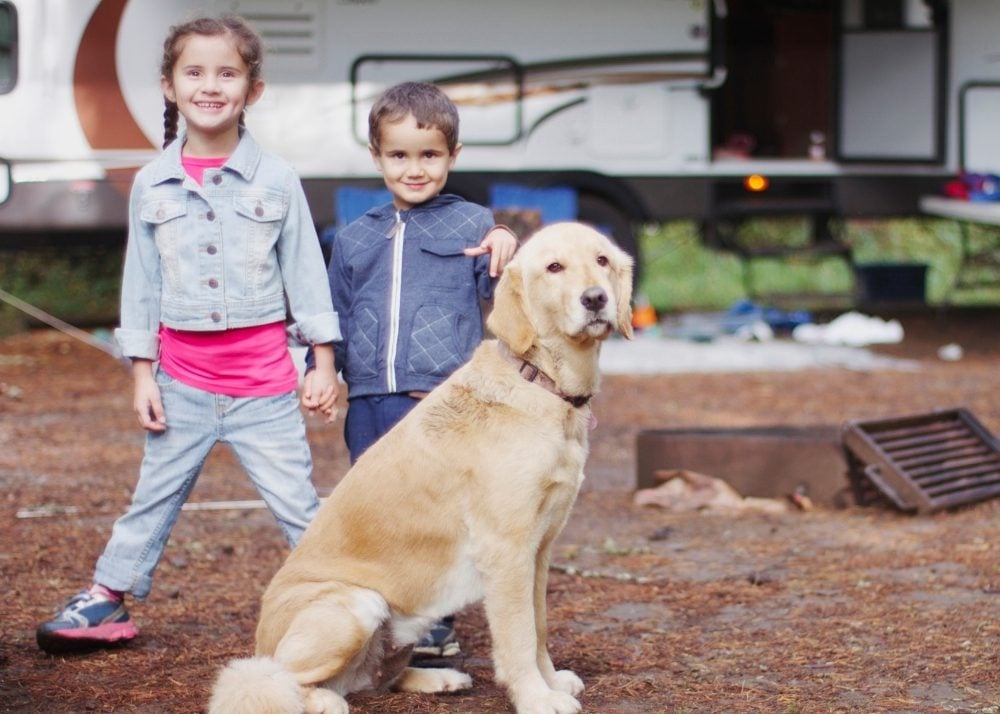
[0,0,998,273]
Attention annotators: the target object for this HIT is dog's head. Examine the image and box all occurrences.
[488,222,634,354]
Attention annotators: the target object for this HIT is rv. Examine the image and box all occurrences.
[1,0,998,271]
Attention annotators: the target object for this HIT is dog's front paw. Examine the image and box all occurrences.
[549,669,584,697]
[515,689,581,714]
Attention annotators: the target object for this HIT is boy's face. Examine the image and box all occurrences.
[370,113,461,211]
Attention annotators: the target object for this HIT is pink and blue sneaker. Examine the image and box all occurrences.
[36,586,139,654]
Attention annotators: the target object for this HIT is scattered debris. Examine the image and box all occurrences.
[787,485,815,511]
[634,469,790,514]
[937,342,964,361]
[180,499,269,512]
[792,311,904,347]
[16,504,80,519]
[746,571,778,586]
[601,537,650,556]
[648,526,673,541]
[0,382,24,400]
[549,562,658,584]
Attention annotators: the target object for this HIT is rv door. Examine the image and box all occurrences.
[836,2,945,162]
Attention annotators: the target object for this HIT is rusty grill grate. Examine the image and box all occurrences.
[842,408,1000,513]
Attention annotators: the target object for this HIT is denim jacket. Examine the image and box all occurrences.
[310,194,494,398]
[115,129,340,360]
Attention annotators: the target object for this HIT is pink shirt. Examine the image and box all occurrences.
[156,155,298,397]
[182,154,227,185]
[159,322,298,397]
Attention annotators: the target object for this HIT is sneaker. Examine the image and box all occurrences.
[36,588,139,655]
[412,616,460,659]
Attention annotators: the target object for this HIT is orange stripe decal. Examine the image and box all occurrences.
[74,0,153,150]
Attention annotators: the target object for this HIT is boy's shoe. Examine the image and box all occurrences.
[412,616,460,659]
[36,588,139,655]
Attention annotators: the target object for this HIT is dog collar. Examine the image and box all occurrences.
[497,341,592,408]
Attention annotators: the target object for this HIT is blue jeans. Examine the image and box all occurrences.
[344,394,420,464]
[94,369,319,599]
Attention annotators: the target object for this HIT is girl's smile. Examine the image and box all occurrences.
[161,34,264,156]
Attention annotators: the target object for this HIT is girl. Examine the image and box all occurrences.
[36,16,340,655]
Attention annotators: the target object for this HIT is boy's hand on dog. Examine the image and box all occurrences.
[465,225,518,277]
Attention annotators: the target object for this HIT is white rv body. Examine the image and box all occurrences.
[0,0,998,265]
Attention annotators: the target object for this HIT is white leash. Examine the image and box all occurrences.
[0,286,121,358]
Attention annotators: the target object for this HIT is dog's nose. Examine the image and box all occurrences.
[580,287,608,312]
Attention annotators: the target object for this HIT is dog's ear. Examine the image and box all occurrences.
[613,247,635,340]
[487,262,535,353]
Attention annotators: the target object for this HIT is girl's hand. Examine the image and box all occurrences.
[311,366,339,424]
[464,225,518,277]
[302,344,339,423]
[131,360,166,432]
[300,370,318,411]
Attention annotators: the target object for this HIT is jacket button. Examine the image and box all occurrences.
[206,210,215,221]
[156,209,165,220]
[254,205,264,217]
[212,174,222,185]
[207,245,217,255]
[211,312,222,322]
[208,278,219,289]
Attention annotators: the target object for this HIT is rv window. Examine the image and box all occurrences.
[0,1,16,94]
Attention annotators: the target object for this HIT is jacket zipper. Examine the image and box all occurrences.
[386,211,405,393]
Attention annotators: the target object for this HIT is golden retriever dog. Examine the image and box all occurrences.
[208,222,633,714]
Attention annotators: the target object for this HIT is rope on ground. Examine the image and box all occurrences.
[0,286,121,358]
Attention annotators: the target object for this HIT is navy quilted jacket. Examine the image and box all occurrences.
[319,193,495,398]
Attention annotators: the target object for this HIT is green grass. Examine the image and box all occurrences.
[637,218,1000,312]
[0,244,122,334]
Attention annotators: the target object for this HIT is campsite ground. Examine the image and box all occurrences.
[1,307,998,713]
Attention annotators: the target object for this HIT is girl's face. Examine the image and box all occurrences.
[370,113,460,210]
[161,33,264,153]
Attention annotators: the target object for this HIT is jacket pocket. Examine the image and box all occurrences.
[418,237,472,287]
[418,237,467,257]
[407,303,464,378]
[140,198,188,290]
[233,195,284,223]
[234,194,285,287]
[141,199,187,225]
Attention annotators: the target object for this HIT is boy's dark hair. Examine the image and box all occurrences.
[368,82,460,153]
[159,16,265,148]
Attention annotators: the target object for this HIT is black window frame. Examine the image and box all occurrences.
[0,0,18,95]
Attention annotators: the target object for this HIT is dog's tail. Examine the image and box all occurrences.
[208,656,303,714]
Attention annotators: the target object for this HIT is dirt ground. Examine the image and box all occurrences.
[1,308,998,714]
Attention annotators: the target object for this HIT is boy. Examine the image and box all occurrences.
[302,81,517,657]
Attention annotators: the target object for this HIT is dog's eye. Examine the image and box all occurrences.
[596,255,609,267]
[546,262,564,273]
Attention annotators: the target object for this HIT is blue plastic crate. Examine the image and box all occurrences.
[489,184,578,224]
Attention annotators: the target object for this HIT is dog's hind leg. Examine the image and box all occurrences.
[270,588,391,710]
[393,666,473,693]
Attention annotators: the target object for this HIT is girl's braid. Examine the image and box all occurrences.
[162,101,179,149]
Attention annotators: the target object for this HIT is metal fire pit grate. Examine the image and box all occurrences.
[842,408,1000,514]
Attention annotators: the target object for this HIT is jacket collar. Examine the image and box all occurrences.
[147,127,262,186]
[367,193,465,222]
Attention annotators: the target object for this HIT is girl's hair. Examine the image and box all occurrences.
[160,16,264,148]
[368,82,460,153]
